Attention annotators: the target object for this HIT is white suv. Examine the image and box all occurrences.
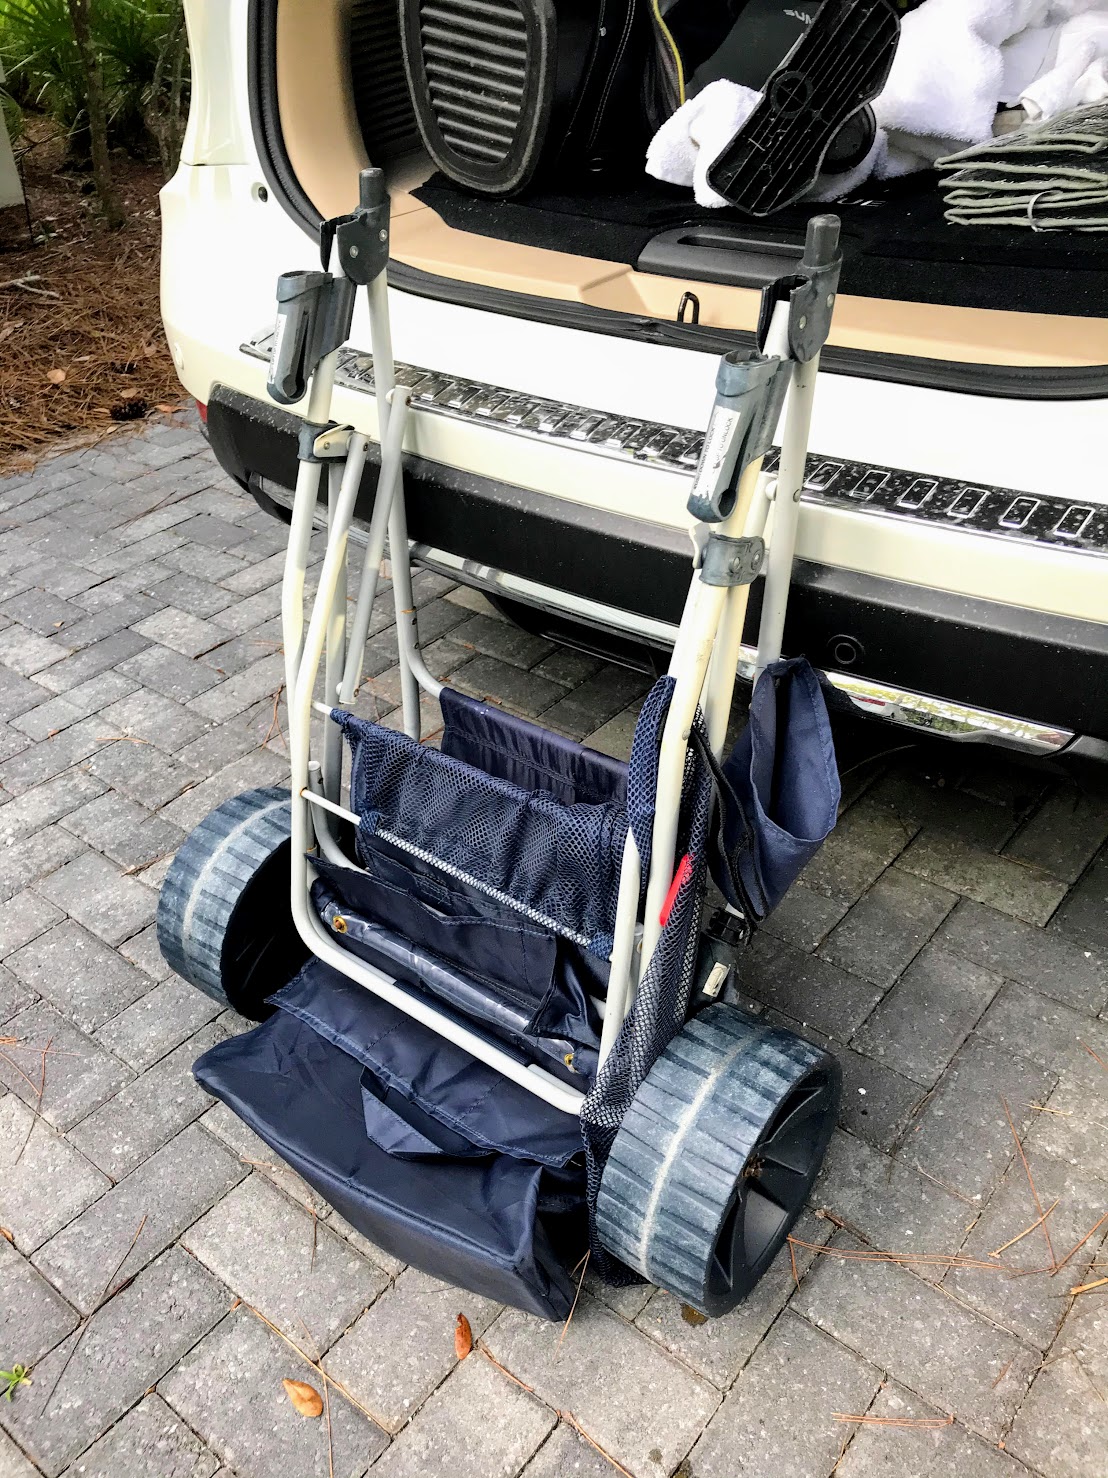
[160,0,1108,760]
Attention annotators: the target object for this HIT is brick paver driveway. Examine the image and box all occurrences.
[0,418,1106,1478]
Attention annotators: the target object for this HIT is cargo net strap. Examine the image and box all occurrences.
[335,706,638,956]
[582,699,716,1284]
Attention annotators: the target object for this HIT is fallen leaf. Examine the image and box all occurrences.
[680,1304,708,1327]
[282,1377,323,1418]
[155,403,177,413]
[454,1313,473,1360]
[46,369,66,384]
[0,1228,13,1244]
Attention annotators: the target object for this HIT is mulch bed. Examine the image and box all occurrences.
[0,125,186,474]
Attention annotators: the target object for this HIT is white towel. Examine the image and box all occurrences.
[645,79,760,208]
[645,0,1108,207]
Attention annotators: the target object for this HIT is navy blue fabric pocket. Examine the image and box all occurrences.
[716,656,841,918]
[193,959,587,1320]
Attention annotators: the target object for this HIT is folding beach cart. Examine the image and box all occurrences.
[157,170,844,1320]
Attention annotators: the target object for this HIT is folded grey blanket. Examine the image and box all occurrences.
[937,102,1108,230]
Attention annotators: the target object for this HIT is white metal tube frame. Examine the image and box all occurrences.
[277,237,826,1117]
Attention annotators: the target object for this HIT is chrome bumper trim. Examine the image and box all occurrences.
[244,333,1108,559]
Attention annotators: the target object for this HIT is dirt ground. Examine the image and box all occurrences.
[0,123,185,473]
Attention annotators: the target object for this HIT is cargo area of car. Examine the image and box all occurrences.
[265,0,1108,373]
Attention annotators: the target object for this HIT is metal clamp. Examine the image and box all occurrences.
[321,167,391,288]
[687,353,788,523]
[756,214,843,364]
[267,271,355,406]
[701,533,765,586]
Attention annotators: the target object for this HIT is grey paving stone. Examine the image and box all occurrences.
[206,585,282,637]
[323,1267,500,1434]
[115,645,222,705]
[156,750,288,834]
[146,572,238,619]
[0,720,108,796]
[1006,1291,1108,1478]
[60,791,185,874]
[174,713,261,777]
[0,827,83,904]
[185,654,284,723]
[32,630,149,697]
[850,943,1003,1087]
[0,1001,132,1132]
[173,514,255,550]
[97,688,212,753]
[582,703,641,763]
[685,1310,879,1478]
[373,1345,554,1478]
[801,797,919,906]
[760,882,849,953]
[0,890,61,962]
[947,1150,1108,1349]
[865,764,1025,849]
[36,851,156,949]
[117,922,173,982]
[10,696,83,742]
[6,921,152,1034]
[795,1232,1038,1442]
[85,738,200,811]
[0,1235,79,1368]
[633,1209,831,1388]
[66,1023,224,1179]
[756,1004,924,1153]
[197,1101,332,1217]
[94,977,220,1072]
[1022,1047,1108,1183]
[452,655,564,720]
[35,1123,245,1316]
[198,633,283,678]
[0,963,33,1023]
[0,1097,109,1252]
[899,1038,1057,1203]
[0,725,30,768]
[447,612,555,670]
[519,1423,620,1478]
[582,1267,655,1321]
[1003,782,1108,885]
[0,668,51,724]
[537,666,650,741]
[482,1297,719,1478]
[58,595,161,652]
[814,1131,975,1284]
[740,933,885,1042]
[834,1381,1026,1478]
[532,647,601,688]
[936,899,1108,1016]
[0,1430,40,1478]
[0,627,72,679]
[183,1173,386,1349]
[975,981,1108,1074]
[1050,854,1108,953]
[0,588,86,638]
[132,607,227,660]
[160,1305,387,1478]
[899,831,1068,926]
[0,1248,229,1478]
[62,1393,220,1478]
[820,869,957,989]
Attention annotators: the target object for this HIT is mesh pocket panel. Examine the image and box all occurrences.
[336,709,628,955]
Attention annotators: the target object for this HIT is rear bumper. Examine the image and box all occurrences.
[206,385,1107,754]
